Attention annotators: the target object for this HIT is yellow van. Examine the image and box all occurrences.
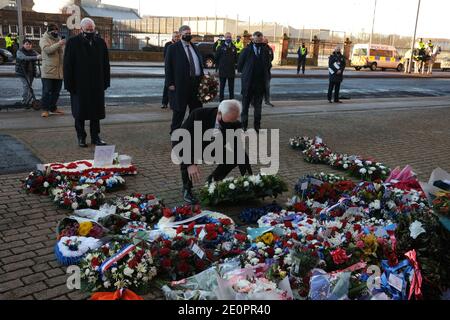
[351,44,404,72]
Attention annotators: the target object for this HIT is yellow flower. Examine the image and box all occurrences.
[260,232,274,245]
[362,234,378,256]
[78,221,93,236]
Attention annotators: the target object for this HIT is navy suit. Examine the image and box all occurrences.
[165,41,204,133]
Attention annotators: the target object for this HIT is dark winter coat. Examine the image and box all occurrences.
[215,41,237,78]
[15,48,39,78]
[164,40,204,112]
[237,42,271,96]
[328,52,346,83]
[63,33,110,120]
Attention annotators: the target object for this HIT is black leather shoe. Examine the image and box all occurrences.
[183,188,199,205]
[91,138,108,146]
[78,138,88,148]
[334,100,343,103]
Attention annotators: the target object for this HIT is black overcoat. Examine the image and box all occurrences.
[237,43,271,96]
[215,42,237,78]
[63,33,110,120]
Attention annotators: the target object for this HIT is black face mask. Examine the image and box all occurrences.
[182,35,192,42]
[219,119,240,130]
[255,42,263,48]
[83,31,95,41]
[50,31,59,38]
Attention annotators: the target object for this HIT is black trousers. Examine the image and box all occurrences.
[328,81,341,102]
[297,57,306,74]
[180,163,253,190]
[219,77,235,101]
[242,90,263,130]
[162,84,169,105]
[41,79,63,112]
[170,77,202,134]
[75,119,100,140]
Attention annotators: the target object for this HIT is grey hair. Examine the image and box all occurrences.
[80,17,95,29]
[335,45,342,52]
[218,99,242,116]
[179,25,191,33]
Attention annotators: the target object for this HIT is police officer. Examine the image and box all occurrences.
[233,35,244,55]
[215,32,237,101]
[214,34,225,53]
[427,40,434,51]
[297,43,308,75]
[5,33,14,54]
[327,46,346,104]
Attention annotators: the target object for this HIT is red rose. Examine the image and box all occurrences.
[220,218,232,226]
[161,258,172,269]
[128,259,138,269]
[130,212,138,221]
[159,247,170,256]
[217,226,224,234]
[266,247,275,257]
[91,257,100,268]
[186,222,196,233]
[234,234,247,242]
[179,249,191,260]
[284,221,293,228]
[306,234,315,241]
[307,219,314,225]
[162,208,172,218]
[353,224,362,232]
[205,224,216,233]
[270,221,277,226]
[176,225,184,234]
[195,259,206,271]
[290,232,298,240]
[205,231,218,241]
[90,199,97,208]
[293,202,307,213]
[63,198,71,206]
[331,248,350,265]
[177,261,190,274]
[147,195,155,200]
[163,240,172,248]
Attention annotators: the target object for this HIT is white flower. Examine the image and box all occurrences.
[409,221,426,239]
[275,248,283,255]
[43,182,49,188]
[250,258,260,265]
[124,267,134,277]
[103,281,111,288]
[359,168,367,174]
[71,202,79,210]
[343,164,349,169]
[208,182,216,195]
[369,200,381,210]
[229,183,236,190]
[86,200,92,207]
[243,181,250,188]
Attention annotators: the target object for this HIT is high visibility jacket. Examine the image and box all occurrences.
[233,40,244,53]
[417,41,426,50]
[5,36,13,48]
[427,42,434,49]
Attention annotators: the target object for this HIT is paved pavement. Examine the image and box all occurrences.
[0,96,449,300]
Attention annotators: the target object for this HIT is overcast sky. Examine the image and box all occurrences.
[33,0,449,38]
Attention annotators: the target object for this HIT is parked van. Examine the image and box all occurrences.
[351,44,404,72]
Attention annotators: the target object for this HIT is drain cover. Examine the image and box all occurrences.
[0,135,42,174]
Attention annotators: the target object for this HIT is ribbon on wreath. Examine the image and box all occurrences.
[91,288,143,300]
[380,259,413,300]
[99,244,136,279]
[404,249,423,300]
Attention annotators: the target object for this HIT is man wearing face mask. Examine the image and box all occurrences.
[215,32,237,102]
[173,99,253,204]
[165,25,204,134]
[327,46,346,103]
[237,31,271,133]
[39,23,65,118]
[161,31,180,109]
[64,18,111,148]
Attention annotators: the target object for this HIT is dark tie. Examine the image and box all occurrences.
[186,44,196,76]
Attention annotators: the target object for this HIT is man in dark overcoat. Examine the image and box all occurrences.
[215,32,237,102]
[64,17,110,147]
[237,31,271,132]
[161,31,180,109]
[165,25,204,134]
[327,46,346,103]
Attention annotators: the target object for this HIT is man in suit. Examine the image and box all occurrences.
[215,32,237,101]
[237,31,271,133]
[173,99,252,204]
[263,37,275,107]
[161,31,180,109]
[64,17,110,147]
[327,46,346,103]
[297,43,308,75]
[165,25,204,134]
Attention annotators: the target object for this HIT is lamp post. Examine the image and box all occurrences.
[369,0,377,47]
[16,0,24,46]
[408,0,421,73]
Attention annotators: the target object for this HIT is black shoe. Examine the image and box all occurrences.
[91,138,108,146]
[265,102,274,107]
[334,100,343,103]
[78,138,88,148]
[183,188,199,205]
[161,104,168,109]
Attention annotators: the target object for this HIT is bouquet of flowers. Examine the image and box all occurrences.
[51,184,105,210]
[121,221,151,236]
[198,73,219,103]
[432,192,450,217]
[57,217,105,240]
[80,241,157,293]
[79,171,126,192]
[23,170,67,195]
[112,193,164,223]
[303,143,332,164]
[199,174,288,206]
[161,204,202,222]
[289,136,314,151]
[54,236,102,266]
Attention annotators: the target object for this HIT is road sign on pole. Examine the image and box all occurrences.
[408,0,421,73]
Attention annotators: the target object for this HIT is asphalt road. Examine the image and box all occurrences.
[1,75,450,108]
